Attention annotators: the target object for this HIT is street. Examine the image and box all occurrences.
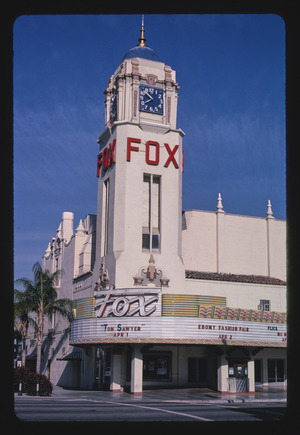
[14,392,286,422]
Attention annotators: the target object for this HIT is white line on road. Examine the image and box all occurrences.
[53,396,213,420]
[104,400,213,421]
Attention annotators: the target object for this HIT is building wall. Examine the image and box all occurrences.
[182,211,217,272]
[31,212,97,385]
[25,311,77,387]
[268,218,286,279]
[182,209,286,281]
[184,279,286,312]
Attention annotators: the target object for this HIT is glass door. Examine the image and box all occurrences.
[268,359,285,382]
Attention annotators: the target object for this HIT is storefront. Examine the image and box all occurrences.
[69,289,286,393]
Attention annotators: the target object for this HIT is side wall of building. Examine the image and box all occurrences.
[182,210,286,281]
[184,279,286,313]
[27,212,97,386]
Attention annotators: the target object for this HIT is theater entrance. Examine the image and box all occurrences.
[188,357,208,387]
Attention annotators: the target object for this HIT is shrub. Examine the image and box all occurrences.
[14,366,53,396]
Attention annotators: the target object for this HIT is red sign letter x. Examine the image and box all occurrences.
[164,143,179,169]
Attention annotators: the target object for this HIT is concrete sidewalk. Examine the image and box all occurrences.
[51,384,287,404]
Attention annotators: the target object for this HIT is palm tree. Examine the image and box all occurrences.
[15,261,71,374]
[14,289,37,367]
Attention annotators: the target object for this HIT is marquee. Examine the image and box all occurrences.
[70,291,286,347]
[70,315,286,348]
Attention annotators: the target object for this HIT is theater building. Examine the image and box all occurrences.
[27,24,286,394]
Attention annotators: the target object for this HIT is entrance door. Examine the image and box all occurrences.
[188,358,208,386]
[95,347,111,390]
[268,359,285,382]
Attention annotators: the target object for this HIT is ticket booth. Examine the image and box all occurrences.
[228,361,249,392]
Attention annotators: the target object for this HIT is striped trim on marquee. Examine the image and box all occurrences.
[162,294,226,317]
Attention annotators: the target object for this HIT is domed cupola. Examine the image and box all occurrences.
[103,16,179,129]
[122,16,161,62]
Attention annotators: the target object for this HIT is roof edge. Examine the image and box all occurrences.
[185,270,286,286]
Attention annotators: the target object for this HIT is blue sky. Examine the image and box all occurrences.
[13,14,286,282]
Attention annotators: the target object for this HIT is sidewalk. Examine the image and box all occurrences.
[51,384,287,404]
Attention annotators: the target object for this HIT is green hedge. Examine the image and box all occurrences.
[14,366,53,396]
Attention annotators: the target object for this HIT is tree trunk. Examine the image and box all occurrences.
[36,308,44,374]
[21,346,26,367]
[36,341,42,374]
[21,323,28,367]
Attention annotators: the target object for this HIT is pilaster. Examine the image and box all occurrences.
[110,348,123,392]
[131,344,143,394]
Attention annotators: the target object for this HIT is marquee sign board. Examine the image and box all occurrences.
[70,316,287,348]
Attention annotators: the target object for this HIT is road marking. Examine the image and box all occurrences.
[250,408,286,417]
[104,400,213,421]
[163,400,226,405]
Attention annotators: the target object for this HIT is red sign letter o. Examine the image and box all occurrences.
[146,141,160,166]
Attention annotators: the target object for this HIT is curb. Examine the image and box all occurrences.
[161,398,287,404]
[15,392,287,404]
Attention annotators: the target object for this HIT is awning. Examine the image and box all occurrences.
[57,351,82,361]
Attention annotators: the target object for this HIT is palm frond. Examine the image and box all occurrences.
[45,298,71,319]
[15,278,34,292]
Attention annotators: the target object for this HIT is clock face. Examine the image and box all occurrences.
[139,85,164,114]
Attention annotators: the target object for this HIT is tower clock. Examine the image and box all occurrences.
[139,85,164,114]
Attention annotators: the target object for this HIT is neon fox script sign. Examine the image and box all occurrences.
[94,290,160,318]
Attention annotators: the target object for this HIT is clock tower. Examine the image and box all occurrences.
[94,20,185,293]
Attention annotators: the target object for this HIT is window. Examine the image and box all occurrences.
[143,352,171,381]
[101,178,110,256]
[142,174,160,251]
[259,299,270,311]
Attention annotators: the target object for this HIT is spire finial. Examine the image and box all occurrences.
[138,14,147,47]
[217,193,225,213]
[267,199,274,219]
[76,219,86,233]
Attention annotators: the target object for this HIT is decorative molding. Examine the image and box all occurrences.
[133,255,169,287]
[146,74,157,85]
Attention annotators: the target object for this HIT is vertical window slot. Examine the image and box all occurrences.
[142,174,160,251]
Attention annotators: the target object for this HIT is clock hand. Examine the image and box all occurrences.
[145,92,154,103]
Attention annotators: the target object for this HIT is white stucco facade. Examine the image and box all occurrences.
[25,26,286,394]
[182,207,286,281]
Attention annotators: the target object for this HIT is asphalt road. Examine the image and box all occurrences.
[14,395,286,422]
